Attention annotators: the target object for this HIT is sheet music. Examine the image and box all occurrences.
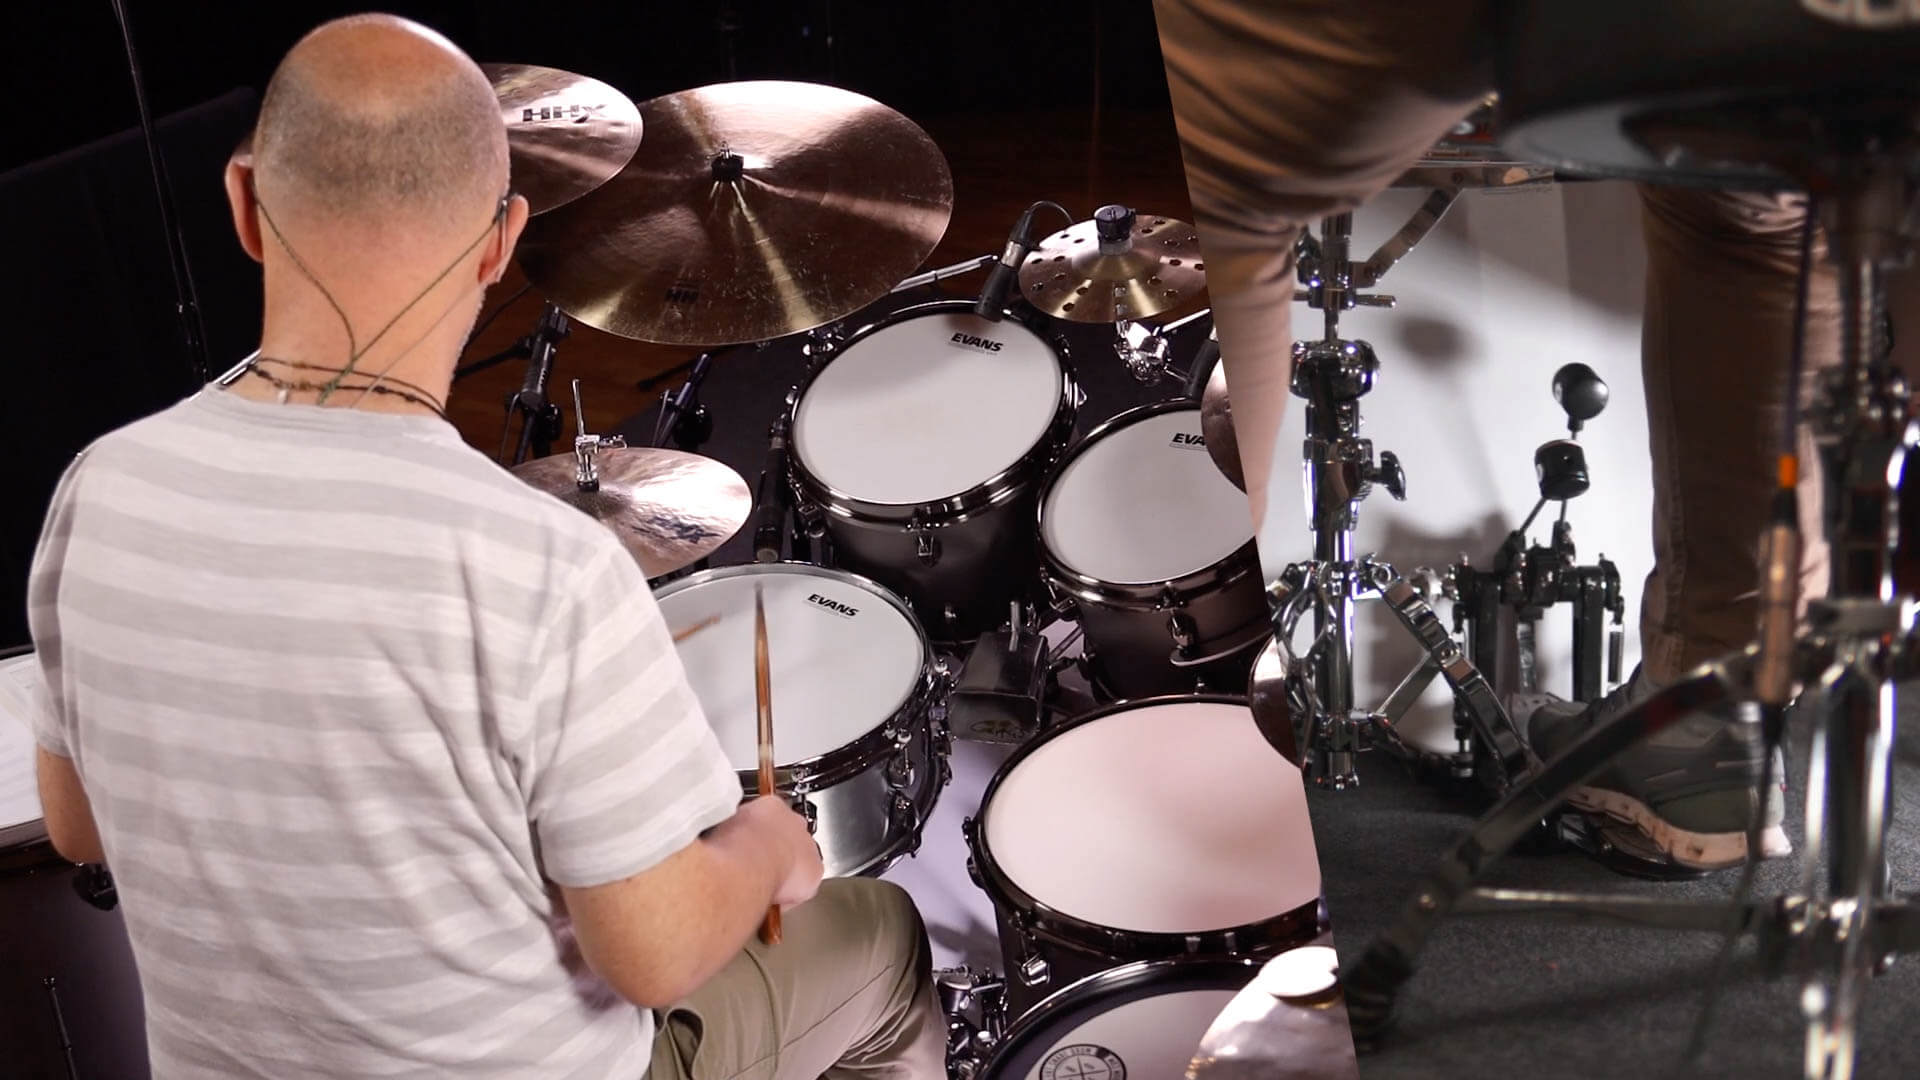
[0,652,45,829]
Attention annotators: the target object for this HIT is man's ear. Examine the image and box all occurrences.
[224,158,264,264]
[480,193,531,286]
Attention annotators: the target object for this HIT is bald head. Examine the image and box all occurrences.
[252,15,506,235]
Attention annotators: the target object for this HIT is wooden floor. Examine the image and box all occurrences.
[446,106,1198,456]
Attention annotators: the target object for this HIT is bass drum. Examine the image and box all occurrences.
[0,648,149,1078]
[788,299,1078,643]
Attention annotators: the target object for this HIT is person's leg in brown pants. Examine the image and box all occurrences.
[1154,0,1825,866]
[643,878,945,1080]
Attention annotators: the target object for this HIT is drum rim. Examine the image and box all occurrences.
[787,298,1079,525]
[965,693,1323,954]
[1,645,46,847]
[1036,399,1262,607]
[654,562,941,789]
[981,955,1263,1078]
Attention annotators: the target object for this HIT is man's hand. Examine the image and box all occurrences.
[738,796,823,909]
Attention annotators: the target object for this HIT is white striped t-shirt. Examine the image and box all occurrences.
[28,387,742,1078]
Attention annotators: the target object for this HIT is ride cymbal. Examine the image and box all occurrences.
[1019,205,1205,323]
[1188,946,1361,1079]
[485,64,644,216]
[512,447,750,578]
[517,80,954,347]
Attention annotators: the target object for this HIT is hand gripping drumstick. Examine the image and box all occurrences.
[752,586,782,946]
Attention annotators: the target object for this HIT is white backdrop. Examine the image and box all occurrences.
[1250,180,1655,750]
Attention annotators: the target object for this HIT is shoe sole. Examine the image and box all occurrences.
[1567,784,1791,871]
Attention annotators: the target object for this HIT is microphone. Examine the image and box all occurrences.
[974,204,1041,322]
[752,423,790,563]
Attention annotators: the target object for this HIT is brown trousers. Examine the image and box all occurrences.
[1153,0,1844,684]
[643,879,946,1080]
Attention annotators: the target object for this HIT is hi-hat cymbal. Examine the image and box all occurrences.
[1019,206,1205,323]
[1188,946,1361,1079]
[485,64,644,216]
[512,447,750,578]
[1201,357,1245,492]
[517,80,954,347]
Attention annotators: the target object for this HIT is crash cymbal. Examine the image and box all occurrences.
[485,64,644,216]
[1020,205,1205,323]
[1188,946,1360,1080]
[512,447,749,578]
[517,80,954,347]
[1200,356,1245,492]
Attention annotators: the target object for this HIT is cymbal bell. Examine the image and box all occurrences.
[512,446,750,578]
[1200,358,1245,492]
[1188,946,1360,1079]
[484,64,644,216]
[517,80,954,347]
[1019,206,1205,323]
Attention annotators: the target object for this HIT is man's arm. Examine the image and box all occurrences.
[561,796,819,1008]
[36,748,104,864]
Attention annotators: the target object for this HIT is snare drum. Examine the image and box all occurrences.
[0,649,150,1079]
[965,696,1323,1017]
[788,300,1078,642]
[1039,401,1270,699]
[654,565,950,877]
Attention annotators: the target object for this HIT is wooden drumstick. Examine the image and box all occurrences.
[670,615,719,644]
[752,585,782,946]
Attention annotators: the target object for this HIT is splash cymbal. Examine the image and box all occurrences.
[516,80,954,347]
[485,64,643,216]
[512,447,749,578]
[1200,355,1245,492]
[1019,205,1205,323]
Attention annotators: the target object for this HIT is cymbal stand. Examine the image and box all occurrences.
[1266,205,1536,794]
[478,301,570,466]
[1338,138,1920,1080]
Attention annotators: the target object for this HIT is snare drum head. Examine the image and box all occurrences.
[792,309,1063,505]
[656,568,925,768]
[987,959,1256,1080]
[982,699,1319,934]
[1042,406,1251,585]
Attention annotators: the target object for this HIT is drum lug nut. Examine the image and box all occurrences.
[789,794,818,832]
[1167,611,1198,655]
[1017,951,1050,988]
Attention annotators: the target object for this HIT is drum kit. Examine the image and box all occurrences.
[473,63,1333,1080]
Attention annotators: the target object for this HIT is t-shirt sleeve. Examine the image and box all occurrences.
[521,541,741,888]
[26,454,87,760]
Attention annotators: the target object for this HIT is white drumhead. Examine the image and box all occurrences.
[983,700,1319,934]
[1011,986,1239,1080]
[657,568,925,769]
[792,310,1063,505]
[1041,407,1252,584]
[1,652,45,832]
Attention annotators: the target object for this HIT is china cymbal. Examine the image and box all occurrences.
[1019,205,1205,323]
[1200,357,1245,492]
[485,64,644,216]
[517,80,954,347]
[512,447,750,578]
[1188,946,1361,1080]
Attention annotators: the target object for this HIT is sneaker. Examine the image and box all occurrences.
[1508,666,1791,872]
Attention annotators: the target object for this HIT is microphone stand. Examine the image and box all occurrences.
[110,0,210,384]
[496,303,570,466]
[653,351,719,451]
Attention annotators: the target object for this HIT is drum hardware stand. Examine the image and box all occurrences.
[1268,205,1536,793]
[1337,132,1920,1080]
[652,349,724,452]
[891,254,996,294]
[937,966,1010,1079]
[458,301,569,466]
[1113,307,1215,386]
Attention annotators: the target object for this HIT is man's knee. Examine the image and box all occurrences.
[804,878,928,967]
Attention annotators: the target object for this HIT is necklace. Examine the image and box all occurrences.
[242,359,450,421]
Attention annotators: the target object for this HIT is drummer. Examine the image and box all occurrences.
[27,14,942,1078]
[1156,0,1810,872]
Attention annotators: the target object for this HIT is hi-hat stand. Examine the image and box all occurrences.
[1263,203,1536,795]
[1338,123,1920,1080]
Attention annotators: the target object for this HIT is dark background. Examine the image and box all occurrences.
[0,0,1181,647]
